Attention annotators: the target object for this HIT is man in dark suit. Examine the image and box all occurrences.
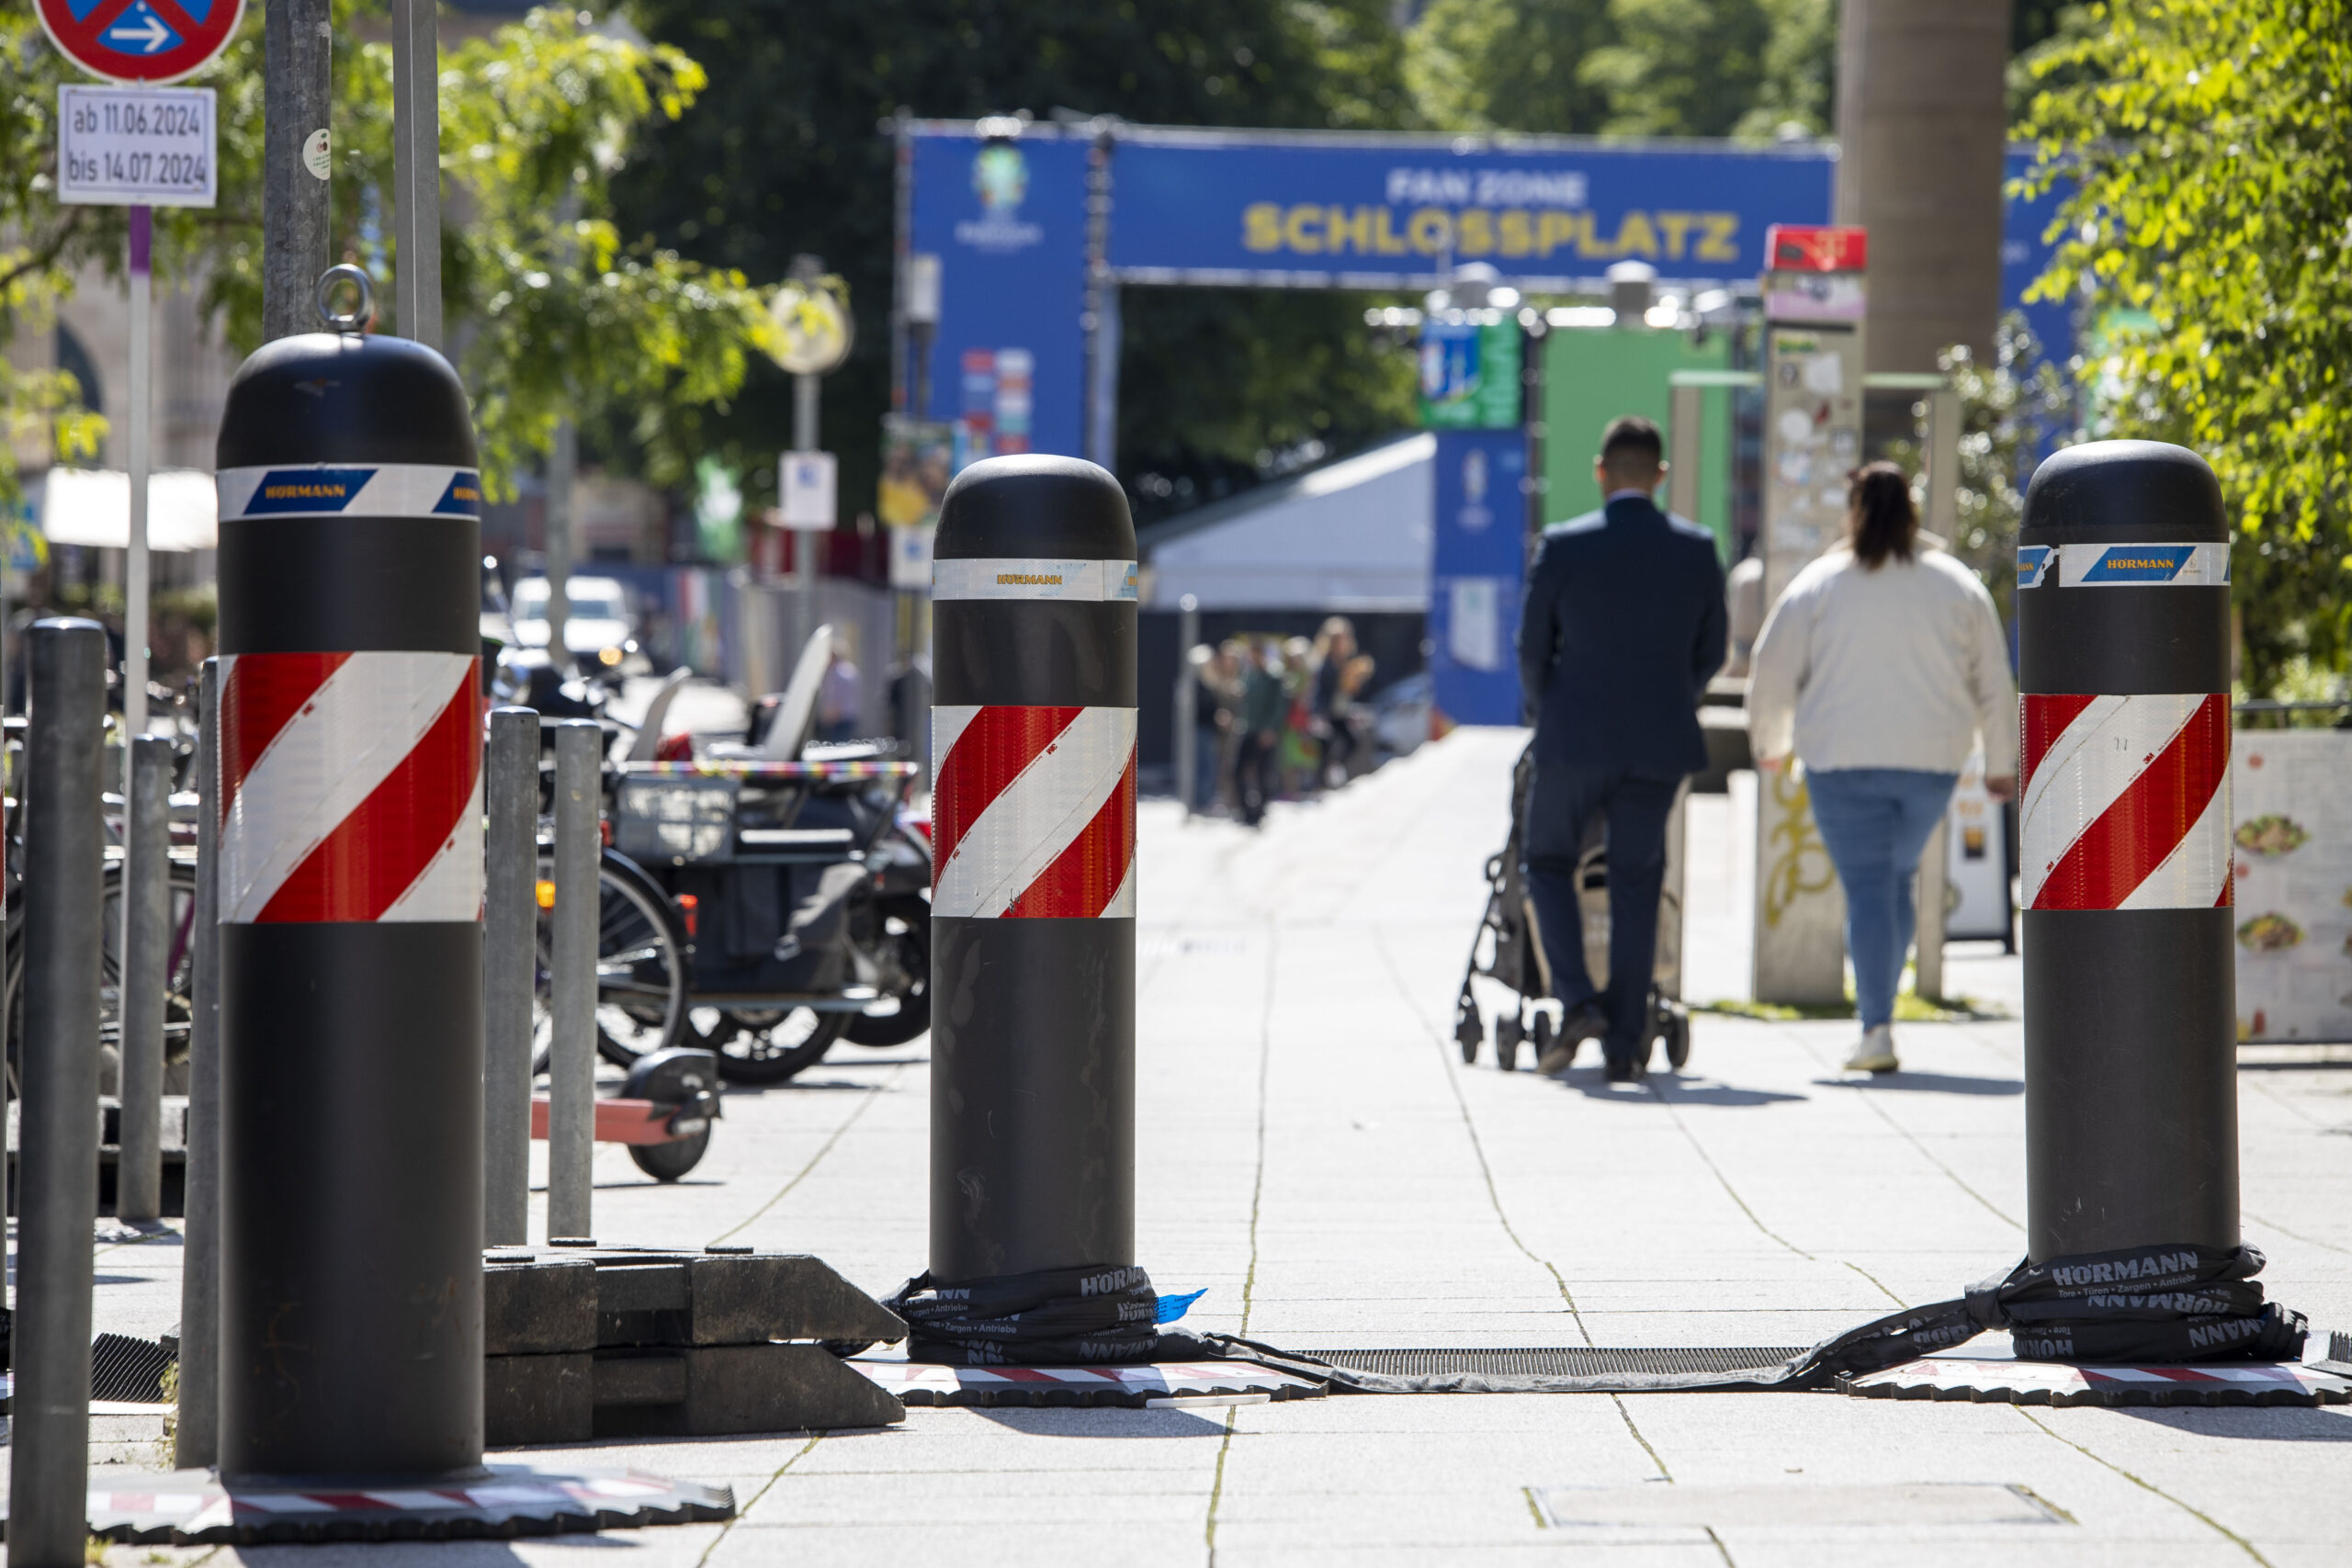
[1517,416,1727,1082]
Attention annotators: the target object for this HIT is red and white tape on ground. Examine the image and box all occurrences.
[932,705,1136,919]
[2019,692,2230,911]
[220,651,482,923]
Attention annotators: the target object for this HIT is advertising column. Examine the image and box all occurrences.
[1752,225,1866,1005]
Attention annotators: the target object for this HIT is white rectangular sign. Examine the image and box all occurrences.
[57,85,218,209]
[2230,729,2352,1044]
[779,450,837,531]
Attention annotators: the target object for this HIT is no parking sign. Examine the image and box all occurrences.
[37,0,244,85]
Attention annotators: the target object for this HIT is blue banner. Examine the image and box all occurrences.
[910,131,1091,460]
[1427,430,1532,727]
[1108,134,1833,287]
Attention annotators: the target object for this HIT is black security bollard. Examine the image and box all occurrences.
[213,268,486,1482]
[929,456,1139,1281]
[9,620,107,1568]
[2017,440,2235,1259]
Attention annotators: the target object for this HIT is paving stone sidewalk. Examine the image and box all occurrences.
[28,728,2352,1565]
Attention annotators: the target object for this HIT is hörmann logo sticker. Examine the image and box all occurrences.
[244,468,377,514]
[2059,542,2230,588]
[219,464,484,521]
[933,558,1138,603]
[2017,545,2053,589]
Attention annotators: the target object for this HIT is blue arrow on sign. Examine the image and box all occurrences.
[102,0,182,54]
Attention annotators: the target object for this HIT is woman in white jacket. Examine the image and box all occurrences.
[1747,463,2018,1074]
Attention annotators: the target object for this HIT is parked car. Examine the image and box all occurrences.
[512,574,639,670]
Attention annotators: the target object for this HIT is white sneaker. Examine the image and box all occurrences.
[1844,1024,1898,1074]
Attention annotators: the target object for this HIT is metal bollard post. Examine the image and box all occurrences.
[547,717,601,1243]
[928,457,1137,1280]
[9,619,107,1568]
[2017,440,2235,1258]
[116,733,175,1222]
[484,705,540,1246]
[176,659,222,1469]
[215,273,485,1482]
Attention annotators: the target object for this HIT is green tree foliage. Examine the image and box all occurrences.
[2016,0,2352,693]
[0,4,764,501]
[1890,315,2075,618]
[611,0,1417,521]
[1403,0,1834,140]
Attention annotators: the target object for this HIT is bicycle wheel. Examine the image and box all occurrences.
[844,894,931,1046]
[533,851,688,1072]
[693,1005,848,1085]
[98,857,198,1070]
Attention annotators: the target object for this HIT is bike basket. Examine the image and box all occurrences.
[615,775,738,863]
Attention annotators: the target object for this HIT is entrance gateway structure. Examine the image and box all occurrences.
[884,118,2066,491]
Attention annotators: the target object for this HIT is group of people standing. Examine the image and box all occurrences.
[1517,416,2014,1082]
[1192,616,1374,827]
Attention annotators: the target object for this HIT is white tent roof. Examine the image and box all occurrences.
[1142,434,1432,612]
[33,468,218,552]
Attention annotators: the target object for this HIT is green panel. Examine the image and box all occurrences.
[1542,328,1733,551]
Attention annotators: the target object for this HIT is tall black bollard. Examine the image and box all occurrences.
[929,457,1138,1281]
[213,269,486,1482]
[2017,440,2235,1259]
[9,620,107,1568]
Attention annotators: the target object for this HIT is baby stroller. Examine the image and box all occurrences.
[1453,742,1691,1073]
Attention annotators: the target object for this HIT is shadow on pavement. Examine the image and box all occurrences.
[969,1405,1229,1438]
[2112,1405,2352,1441]
[1811,1072,2023,1096]
[1542,1072,1806,1107]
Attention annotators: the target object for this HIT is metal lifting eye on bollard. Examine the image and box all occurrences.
[213,290,487,1483]
[315,263,375,333]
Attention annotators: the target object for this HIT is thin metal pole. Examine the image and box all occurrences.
[115,734,172,1221]
[9,619,107,1568]
[792,375,820,654]
[546,718,599,1242]
[390,0,442,349]
[483,705,540,1246]
[546,419,575,671]
[175,659,221,1469]
[1175,596,1199,817]
[124,208,152,752]
[262,0,333,341]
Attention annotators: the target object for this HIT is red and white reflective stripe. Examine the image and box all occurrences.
[932,704,1136,919]
[220,651,482,923]
[2018,692,2231,911]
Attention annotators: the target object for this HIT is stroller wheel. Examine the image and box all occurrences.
[1456,1001,1484,1065]
[1529,1010,1555,1063]
[1494,1013,1524,1072]
[1660,1003,1691,1071]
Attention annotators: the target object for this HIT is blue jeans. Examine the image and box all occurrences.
[1804,767,1959,1030]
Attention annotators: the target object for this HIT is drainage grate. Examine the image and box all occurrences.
[92,1333,176,1404]
[1312,1347,1806,1379]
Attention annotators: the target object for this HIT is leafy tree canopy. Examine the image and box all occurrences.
[1405,0,1836,141]
[2016,0,2352,693]
[0,3,766,502]
[609,0,1419,524]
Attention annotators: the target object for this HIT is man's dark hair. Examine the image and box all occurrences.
[1598,416,1664,473]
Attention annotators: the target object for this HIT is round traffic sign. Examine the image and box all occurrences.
[38,0,245,85]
